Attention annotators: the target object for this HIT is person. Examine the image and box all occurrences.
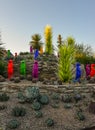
[8,59,14,79]
[75,62,81,82]
[90,64,95,77]
[85,64,91,78]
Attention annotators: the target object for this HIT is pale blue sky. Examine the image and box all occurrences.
[0,0,95,54]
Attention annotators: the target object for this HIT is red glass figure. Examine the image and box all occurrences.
[8,60,14,79]
[90,64,95,77]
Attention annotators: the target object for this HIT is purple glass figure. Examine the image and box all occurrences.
[32,60,38,79]
[30,46,33,53]
[86,64,91,77]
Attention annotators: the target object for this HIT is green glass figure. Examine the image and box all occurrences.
[20,60,26,76]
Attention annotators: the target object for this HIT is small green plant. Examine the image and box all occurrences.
[0,93,9,101]
[62,94,72,103]
[51,93,60,100]
[35,111,43,118]
[7,119,20,129]
[12,106,26,117]
[45,118,54,127]
[77,111,85,121]
[0,104,7,110]
[64,103,72,109]
[39,94,49,105]
[17,92,26,103]
[32,102,41,111]
[0,61,6,76]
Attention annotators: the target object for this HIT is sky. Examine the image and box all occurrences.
[0,0,95,54]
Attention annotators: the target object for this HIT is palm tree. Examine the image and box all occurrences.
[30,34,43,50]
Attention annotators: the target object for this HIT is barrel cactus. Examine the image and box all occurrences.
[25,86,40,100]
[39,94,49,105]
[7,119,20,129]
[45,118,54,127]
[32,101,41,110]
[0,93,9,102]
[12,106,26,117]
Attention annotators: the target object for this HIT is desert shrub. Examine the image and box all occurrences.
[0,61,6,76]
[35,111,43,118]
[0,93,9,101]
[17,92,26,103]
[12,106,26,117]
[7,119,20,129]
[39,94,49,105]
[45,118,54,127]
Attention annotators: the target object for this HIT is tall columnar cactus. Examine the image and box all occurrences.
[44,25,53,54]
[58,37,76,82]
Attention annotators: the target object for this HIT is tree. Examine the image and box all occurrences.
[0,43,4,60]
[44,25,53,54]
[30,34,43,50]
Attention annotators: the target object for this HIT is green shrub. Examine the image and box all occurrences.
[45,118,54,127]
[0,61,6,76]
[12,106,26,117]
[0,93,9,102]
[32,102,41,110]
[17,92,26,103]
[39,94,49,105]
[35,111,43,118]
[7,119,20,129]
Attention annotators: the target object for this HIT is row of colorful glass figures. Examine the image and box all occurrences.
[8,60,38,79]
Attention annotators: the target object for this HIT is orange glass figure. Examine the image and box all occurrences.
[39,47,43,54]
[90,64,95,77]
[8,60,14,79]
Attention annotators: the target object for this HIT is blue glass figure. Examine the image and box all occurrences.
[75,63,81,82]
[34,49,39,59]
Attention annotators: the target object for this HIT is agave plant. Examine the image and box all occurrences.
[58,36,76,82]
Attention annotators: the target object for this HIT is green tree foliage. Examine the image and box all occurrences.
[30,34,43,50]
[0,43,4,60]
[58,37,76,82]
[75,43,95,65]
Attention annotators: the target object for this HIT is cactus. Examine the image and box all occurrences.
[51,93,60,100]
[64,104,72,109]
[7,119,20,129]
[45,118,54,127]
[39,94,49,105]
[0,93,9,102]
[17,92,26,103]
[32,102,41,110]
[12,106,26,117]
[77,111,85,121]
[35,111,43,118]
[0,105,7,110]
[25,86,40,100]
[62,94,72,103]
